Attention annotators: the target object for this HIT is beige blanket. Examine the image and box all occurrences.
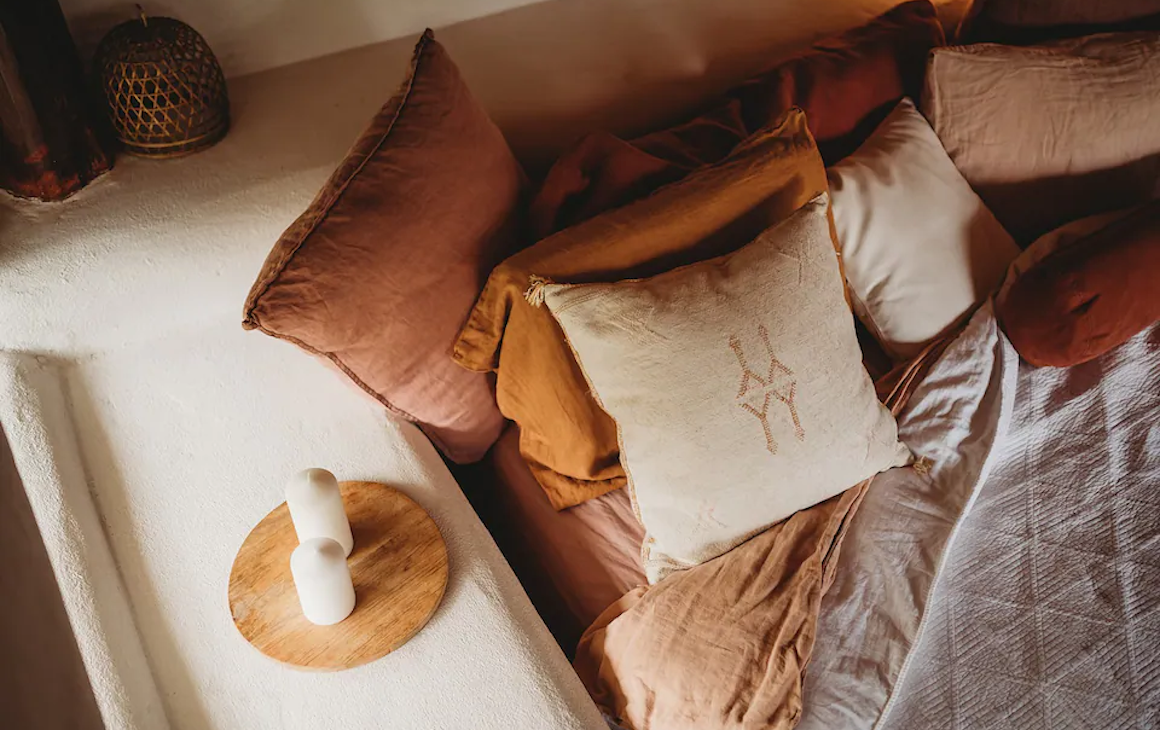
[575,340,947,730]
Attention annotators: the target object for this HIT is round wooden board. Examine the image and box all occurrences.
[229,481,448,670]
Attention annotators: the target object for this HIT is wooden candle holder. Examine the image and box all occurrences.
[229,481,448,670]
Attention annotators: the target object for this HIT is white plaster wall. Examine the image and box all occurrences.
[59,0,542,77]
[2,3,971,726]
[60,0,968,82]
[9,0,962,361]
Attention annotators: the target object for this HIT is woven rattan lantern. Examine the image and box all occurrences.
[94,9,229,158]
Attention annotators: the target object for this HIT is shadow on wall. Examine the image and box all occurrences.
[2,0,966,267]
[0,425,104,730]
[60,363,215,729]
[61,0,549,77]
[67,0,957,175]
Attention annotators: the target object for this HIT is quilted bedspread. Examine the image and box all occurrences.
[879,322,1160,728]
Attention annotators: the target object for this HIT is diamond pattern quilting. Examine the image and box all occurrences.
[880,325,1160,730]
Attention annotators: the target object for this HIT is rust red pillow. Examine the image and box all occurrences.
[527,133,683,242]
[998,201,1160,367]
[529,0,944,239]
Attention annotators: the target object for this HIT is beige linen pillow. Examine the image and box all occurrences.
[539,194,911,583]
[922,34,1160,243]
[828,99,1018,361]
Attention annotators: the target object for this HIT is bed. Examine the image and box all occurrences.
[473,301,1160,728]
[228,1,1160,727]
[441,8,1159,725]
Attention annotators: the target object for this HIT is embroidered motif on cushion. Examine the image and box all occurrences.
[729,325,805,454]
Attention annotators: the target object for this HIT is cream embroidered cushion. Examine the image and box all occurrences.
[539,194,911,583]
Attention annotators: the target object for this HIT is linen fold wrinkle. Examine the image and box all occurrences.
[573,339,944,730]
[454,1,944,508]
[455,111,828,509]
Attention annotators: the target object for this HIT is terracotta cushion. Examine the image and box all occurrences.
[998,201,1160,367]
[242,30,525,463]
[527,133,683,243]
[529,0,944,240]
[454,110,828,509]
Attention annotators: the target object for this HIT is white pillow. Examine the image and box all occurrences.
[539,195,911,583]
[828,98,1018,361]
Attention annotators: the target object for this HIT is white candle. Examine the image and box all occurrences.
[290,538,356,625]
[286,468,353,557]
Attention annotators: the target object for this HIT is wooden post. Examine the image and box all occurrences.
[0,0,114,202]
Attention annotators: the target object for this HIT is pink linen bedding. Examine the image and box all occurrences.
[482,425,645,643]
[573,340,949,730]
[800,304,1016,729]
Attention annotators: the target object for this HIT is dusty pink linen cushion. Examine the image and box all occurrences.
[922,33,1160,243]
[243,31,525,463]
